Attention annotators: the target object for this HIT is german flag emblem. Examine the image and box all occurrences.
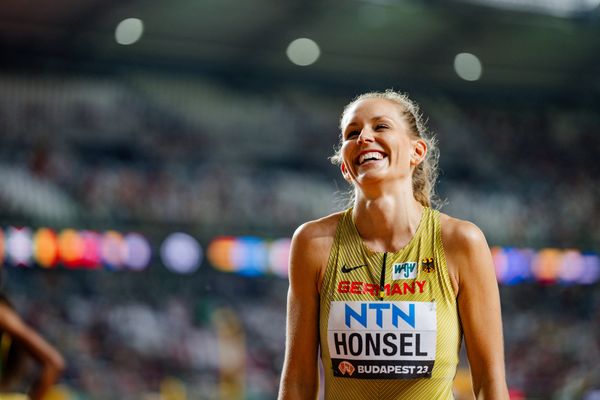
[421,257,435,273]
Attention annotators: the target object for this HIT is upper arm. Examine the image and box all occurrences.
[0,303,65,370]
[279,220,333,400]
[443,219,508,399]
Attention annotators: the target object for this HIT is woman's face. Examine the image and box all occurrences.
[339,98,424,187]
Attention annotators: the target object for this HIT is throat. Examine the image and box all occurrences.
[353,201,424,253]
[362,232,415,253]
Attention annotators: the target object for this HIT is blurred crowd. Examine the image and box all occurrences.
[5,267,288,399]
[0,74,598,248]
[501,284,600,399]
[426,96,600,250]
[5,263,600,399]
[0,73,599,399]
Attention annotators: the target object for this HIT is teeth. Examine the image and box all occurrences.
[358,152,384,164]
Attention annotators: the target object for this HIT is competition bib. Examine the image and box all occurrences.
[327,301,436,379]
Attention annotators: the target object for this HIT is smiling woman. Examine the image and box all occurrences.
[330,90,440,209]
[278,89,509,400]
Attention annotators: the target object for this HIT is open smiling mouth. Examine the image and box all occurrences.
[357,151,387,165]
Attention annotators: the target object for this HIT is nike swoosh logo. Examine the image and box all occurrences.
[341,264,368,273]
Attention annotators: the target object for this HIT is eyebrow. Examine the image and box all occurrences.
[371,116,393,122]
[344,116,393,128]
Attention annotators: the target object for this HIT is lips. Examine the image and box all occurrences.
[356,150,387,165]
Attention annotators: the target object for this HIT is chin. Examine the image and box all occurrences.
[355,173,386,185]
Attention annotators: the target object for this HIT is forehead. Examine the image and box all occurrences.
[341,98,404,127]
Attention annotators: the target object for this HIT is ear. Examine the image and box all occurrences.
[410,139,427,166]
[340,162,353,182]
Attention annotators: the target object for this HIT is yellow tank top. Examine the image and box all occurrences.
[319,207,461,399]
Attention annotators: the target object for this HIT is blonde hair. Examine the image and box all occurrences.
[330,89,440,208]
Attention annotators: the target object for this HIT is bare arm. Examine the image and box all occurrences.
[0,303,66,400]
[443,218,509,400]
[278,219,333,400]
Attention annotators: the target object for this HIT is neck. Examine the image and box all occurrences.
[352,182,424,252]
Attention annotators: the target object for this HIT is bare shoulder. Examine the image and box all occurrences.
[439,213,492,294]
[293,212,342,248]
[290,211,344,290]
[439,213,488,252]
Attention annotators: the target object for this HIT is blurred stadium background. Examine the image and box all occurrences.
[0,0,599,399]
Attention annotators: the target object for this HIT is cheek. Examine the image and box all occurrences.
[340,142,353,162]
[398,137,414,158]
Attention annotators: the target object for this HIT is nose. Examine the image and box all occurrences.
[357,128,374,144]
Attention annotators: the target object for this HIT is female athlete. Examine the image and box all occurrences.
[278,90,508,399]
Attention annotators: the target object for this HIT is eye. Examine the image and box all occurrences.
[375,124,389,131]
[345,129,360,140]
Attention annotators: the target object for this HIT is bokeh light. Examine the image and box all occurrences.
[58,229,84,268]
[33,228,59,268]
[580,254,600,284]
[124,233,152,271]
[454,52,483,81]
[233,237,268,277]
[115,18,144,45]
[80,231,102,269]
[6,227,33,267]
[268,238,291,278]
[531,248,562,284]
[286,38,320,66]
[558,250,585,284]
[0,229,6,265]
[102,231,127,270]
[0,223,597,285]
[208,236,291,277]
[208,236,238,273]
[161,233,202,274]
